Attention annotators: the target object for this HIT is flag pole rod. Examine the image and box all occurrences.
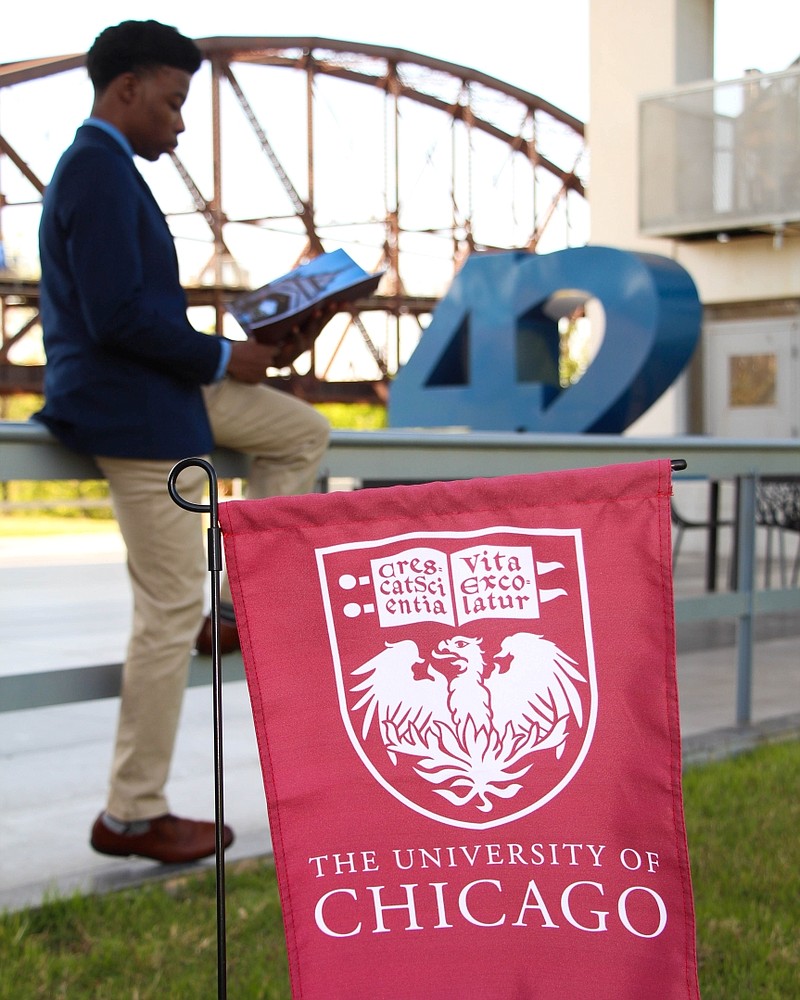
[168,457,228,1000]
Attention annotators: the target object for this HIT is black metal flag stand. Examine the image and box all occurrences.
[168,457,228,1000]
[164,454,687,1000]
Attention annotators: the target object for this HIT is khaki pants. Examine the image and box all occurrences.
[96,378,330,821]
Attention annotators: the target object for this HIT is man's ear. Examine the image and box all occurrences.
[113,72,141,106]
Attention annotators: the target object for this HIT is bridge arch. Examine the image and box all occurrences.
[0,37,587,401]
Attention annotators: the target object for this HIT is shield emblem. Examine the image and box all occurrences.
[316,524,597,829]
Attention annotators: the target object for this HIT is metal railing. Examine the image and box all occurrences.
[2,420,799,726]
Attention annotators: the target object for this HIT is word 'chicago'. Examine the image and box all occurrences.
[313,878,668,940]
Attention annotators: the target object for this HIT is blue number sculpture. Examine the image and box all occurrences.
[388,246,701,433]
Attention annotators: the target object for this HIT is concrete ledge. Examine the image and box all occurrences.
[682,712,800,765]
[3,420,800,482]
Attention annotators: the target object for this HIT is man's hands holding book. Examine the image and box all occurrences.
[226,301,341,382]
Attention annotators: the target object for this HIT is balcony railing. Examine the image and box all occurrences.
[639,65,800,240]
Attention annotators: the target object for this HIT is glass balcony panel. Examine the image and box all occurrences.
[639,67,800,239]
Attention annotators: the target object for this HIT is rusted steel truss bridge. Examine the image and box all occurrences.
[0,37,586,404]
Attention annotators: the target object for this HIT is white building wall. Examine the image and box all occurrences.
[589,0,714,251]
[676,239,800,305]
[586,0,799,437]
[588,0,800,552]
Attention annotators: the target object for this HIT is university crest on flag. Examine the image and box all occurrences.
[316,527,597,829]
[219,460,700,1000]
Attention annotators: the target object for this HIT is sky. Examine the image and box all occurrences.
[4,1,592,117]
[2,0,799,123]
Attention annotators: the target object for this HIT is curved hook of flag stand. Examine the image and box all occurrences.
[167,457,228,1000]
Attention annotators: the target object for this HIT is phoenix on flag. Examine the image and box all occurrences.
[351,630,586,813]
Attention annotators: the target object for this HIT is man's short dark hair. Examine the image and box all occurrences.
[87,20,203,91]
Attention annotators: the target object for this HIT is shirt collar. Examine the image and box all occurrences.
[83,117,134,158]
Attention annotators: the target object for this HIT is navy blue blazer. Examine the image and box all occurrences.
[36,124,224,459]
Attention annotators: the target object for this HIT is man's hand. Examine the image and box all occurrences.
[270,301,342,368]
[225,302,341,378]
[225,339,278,383]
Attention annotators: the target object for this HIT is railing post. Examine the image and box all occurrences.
[735,473,757,726]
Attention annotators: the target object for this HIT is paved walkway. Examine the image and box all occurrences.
[1,531,798,913]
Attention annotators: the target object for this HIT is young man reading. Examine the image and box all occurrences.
[37,20,330,863]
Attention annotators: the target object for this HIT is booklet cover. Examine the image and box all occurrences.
[227,249,384,361]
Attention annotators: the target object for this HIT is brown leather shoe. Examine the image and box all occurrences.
[90,813,234,864]
[194,614,240,655]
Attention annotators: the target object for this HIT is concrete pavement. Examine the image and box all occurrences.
[1,530,798,913]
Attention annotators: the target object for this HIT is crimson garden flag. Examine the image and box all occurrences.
[219,459,699,999]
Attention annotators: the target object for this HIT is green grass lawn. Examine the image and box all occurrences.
[1,740,798,999]
[683,739,800,998]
